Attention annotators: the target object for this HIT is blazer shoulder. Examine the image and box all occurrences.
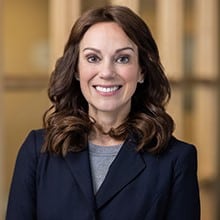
[19,129,45,156]
[163,136,198,171]
[167,136,197,156]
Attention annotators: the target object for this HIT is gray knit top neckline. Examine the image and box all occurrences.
[88,142,123,194]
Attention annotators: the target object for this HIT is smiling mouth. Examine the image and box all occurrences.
[94,85,121,93]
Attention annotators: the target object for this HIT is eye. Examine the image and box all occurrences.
[116,56,129,64]
[87,55,100,63]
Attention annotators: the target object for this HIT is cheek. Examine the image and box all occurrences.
[78,69,95,100]
[78,57,98,81]
[78,63,92,82]
[78,74,90,92]
[121,67,141,84]
[79,80,90,104]
[77,66,89,94]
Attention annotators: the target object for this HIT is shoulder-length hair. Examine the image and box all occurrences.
[42,5,174,156]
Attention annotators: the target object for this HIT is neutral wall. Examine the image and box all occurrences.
[0,0,5,218]
[2,0,49,217]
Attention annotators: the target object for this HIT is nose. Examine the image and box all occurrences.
[99,60,115,79]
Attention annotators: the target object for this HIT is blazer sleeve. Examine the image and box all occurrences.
[165,144,200,220]
[6,130,39,220]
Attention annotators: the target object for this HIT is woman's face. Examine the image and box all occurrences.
[78,22,142,118]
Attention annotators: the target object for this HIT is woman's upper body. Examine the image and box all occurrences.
[6,5,200,220]
[6,129,200,220]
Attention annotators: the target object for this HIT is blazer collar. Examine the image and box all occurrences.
[64,136,146,210]
[95,136,146,209]
[64,148,96,210]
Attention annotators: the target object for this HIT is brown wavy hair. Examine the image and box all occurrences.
[42,5,175,156]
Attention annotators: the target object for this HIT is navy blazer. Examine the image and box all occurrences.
[6,129,200,220]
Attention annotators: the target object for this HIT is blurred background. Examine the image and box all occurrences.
[0,0,219,219]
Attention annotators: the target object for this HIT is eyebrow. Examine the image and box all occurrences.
[82,47,135,53]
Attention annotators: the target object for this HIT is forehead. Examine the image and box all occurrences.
[79,22,137,49]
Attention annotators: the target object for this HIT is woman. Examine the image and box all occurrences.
[6,5,200,220]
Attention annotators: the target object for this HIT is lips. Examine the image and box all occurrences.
[95,85,121,93]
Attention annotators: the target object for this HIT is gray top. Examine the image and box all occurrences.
[88,142,122,194]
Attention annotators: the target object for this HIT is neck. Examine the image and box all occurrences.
[88,111,127,146]
[89,130,123,146]
[89,109,127,132]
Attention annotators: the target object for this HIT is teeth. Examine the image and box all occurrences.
[95,86,119,93]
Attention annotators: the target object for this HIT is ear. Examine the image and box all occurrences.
[138,72,144,84]
[138,78,144,84]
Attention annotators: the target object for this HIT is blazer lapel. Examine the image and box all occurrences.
[95,137,146,209]
[64,149,95,210]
